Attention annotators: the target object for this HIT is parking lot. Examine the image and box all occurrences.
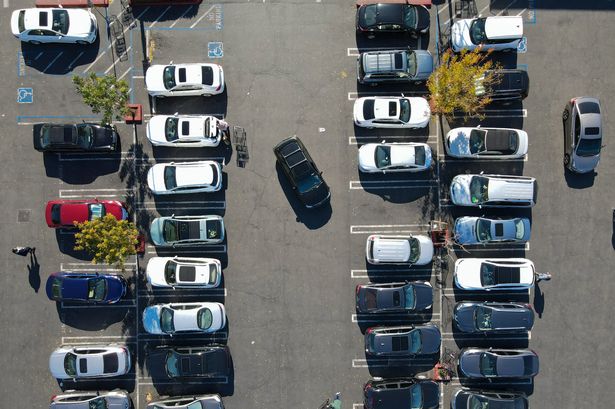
[2,0,615,408]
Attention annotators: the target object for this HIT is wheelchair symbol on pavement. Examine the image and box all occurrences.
[17,88,33,104]
[208,42,224,59]
[517,37,527,53]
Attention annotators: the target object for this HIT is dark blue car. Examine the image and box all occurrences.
[46,272,127,304]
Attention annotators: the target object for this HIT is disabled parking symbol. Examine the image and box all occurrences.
[208,42,223,59]
[17,88,33,103]
[517,37,527,53]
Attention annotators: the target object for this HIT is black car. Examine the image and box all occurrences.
[147,346,231,380]
[477,69,529,103]
[33,123,118,152]
[356,3,430,35]
[453,302,534,334]
[273,136,331,209]
[364,378,439,409]
[458,348,539,379]
[356,281,433,314]
[451,389,529,409]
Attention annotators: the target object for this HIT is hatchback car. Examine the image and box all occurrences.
[146,256,222,289]
[358,143,432,173]
[147,395,224,409]
[149,215,225,246]
[451,16,523,52]
[453,217,531,245]
[50,390,131,409]
[142,302,226,335]
[356,2,430,35]
[445,127,528,159]
[45,199,128,229]
[453,302,535,334]
[450,174,537,208]
[476,69,529,103]
[354,96,431,129]
[147,161,222,195]
[562,96,603,173]
[364,325,441,357]
[147,114,222,147]
[273,136,331,209]
[11,8,97,45]
[33,123,118,153]
[458,348,539,379]
[147,345,231,380]
[146,63,225,97]
[357,49,433,85]
[454,258,535,291]
[451,389,529,409]
[356,281,433,314]
[363,378,439,409]
[46,272,127,304]
[49,345,131,380]
[366,234,433,265]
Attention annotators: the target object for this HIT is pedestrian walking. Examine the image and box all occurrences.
[535,272,552,283]
[217,119,231,145]
[12,246,35,256]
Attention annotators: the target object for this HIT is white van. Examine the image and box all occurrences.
[365,235,434,265]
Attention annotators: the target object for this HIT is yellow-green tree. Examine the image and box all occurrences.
[427,48,501,118]
[74,214,138,270]
[73,73,130,125]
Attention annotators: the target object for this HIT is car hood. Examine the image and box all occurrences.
[415,5,430,31]
[420,381,440,409]
[451,19,473,50]
[147,165,167,193]
[106,276,126,302]
[454,260,482,289]
[414,50,434,80]
[420,326,441,354]
[454,217,478,244]
[147,349,170,380]
[145,65,166,93]
[67,10,96,36]
[300,180,331,208]
[146,257,171,286]
[453,304,477,332]
[415,235,434,265]
[146,115,169,144]
[358,144,378,171]
[92,126,117,148]
[496,355,530,377]
[450,175,472,205]
[446,128,472,156]
[459,351,482,376]
[49,350,69,378]
[571,153,600,173]
[143,306,163,334]
[408,97,431,126]
[413,282,434,310]
[149,218,165,245]
[105,202,127,221]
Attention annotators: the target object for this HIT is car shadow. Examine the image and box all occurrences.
[20,38,100,75]
[564,168,596,189]
[151,188,227,218]
[151,88,228,117]
[356,309,435,334]
[365,353,439,378]
[57,302,131,331]
[456,375,535,395]
[355,30,428,52]
[451,327,530,349]
[119,140,155,233]
[55,229,92,260]
[58,371,135,393]
[364,263,434,283]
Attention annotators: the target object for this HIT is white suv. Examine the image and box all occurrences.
[365,234,433,265]
[451,16,523,52]
[450,174,537,208]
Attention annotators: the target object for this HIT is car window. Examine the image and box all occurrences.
[476,218,492,241]
[404,285,416,309]
[481,263,496,286]
[209,264,219,284]
[399,99,411,123]
[469,18,487,44]
[409,329,422,353]
[165,350,180,377]
[165,117,179,141]
[408,238,420,263]
[410,384,423,409]
[52,10,69,35]
[163,66,176,90]
[375,145,391,169]
[76,125,94,149]
[578,101,600,114]
[574,113,581,144]
[469,129,487,154]
[160,307,175,332]
[470,176,489,204]
[514,219,525,240]
[64,352,77,377]
[165,260,177,284]
[17,10,26,32]
[480,352,498,376]
[88,203,106,221]
[414,146,426,166]
[89,397,107,409]
[197,307,213,330]
[297,173,322,194]
[164,166,177,190]
[50,204,62,225]
[576,137,602,157]
[403,5,417,29]
[163,219,178,242]
[87,278,107,301]
[475,306,493,330]
[406,51,417,76]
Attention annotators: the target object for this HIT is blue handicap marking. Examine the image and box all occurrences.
[17,88,33,103]
[208,42,223,59]
[517,37,527,53]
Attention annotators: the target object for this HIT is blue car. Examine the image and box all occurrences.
[46,272,127,304]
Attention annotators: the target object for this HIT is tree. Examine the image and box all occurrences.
[427,48,501,118]
[73,73,130,125]
[74,214,139,270]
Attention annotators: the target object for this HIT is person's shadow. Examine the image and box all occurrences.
[27,252,40,293]
[533,282,545,319]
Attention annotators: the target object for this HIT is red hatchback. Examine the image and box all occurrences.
[45,199,129,228]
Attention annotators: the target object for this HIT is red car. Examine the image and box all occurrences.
[45,199,129,228]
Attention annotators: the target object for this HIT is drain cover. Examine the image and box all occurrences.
[18,209,31,223]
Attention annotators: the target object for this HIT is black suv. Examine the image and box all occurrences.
[356,3,430,35]
[147,345,231,380]
[363,378,439,409]
[273,136,331,208]
[477,69,529,103]
[33,123,118,152]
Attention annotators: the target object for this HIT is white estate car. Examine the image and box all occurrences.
[11,8,98,45]
[50,390,131,409]
[454,258,535,290]
[146,256,222,289]
[142,302,226,335]
[451,16,523,52]
[49,345,131,380]
[147,161,222,195]
[450,174,537,208]
[445,127,528,159]
[358,143,432,173]
[353,96,431,129]
[366,234,434,265]
[147,115,222,147]
[145,63,225,97]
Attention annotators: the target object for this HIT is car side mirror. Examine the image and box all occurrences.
[174,112,179,116]
[479,171,484,175]
[476,125,481,128]
[169,60,174,64]
[602,145,607,149]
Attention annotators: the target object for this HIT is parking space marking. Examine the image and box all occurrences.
[351,224,430,234]
[59,188,133,199]
[138,378,229,385]
[352,313,440,323]
[104,46,133,74]
[3,0,9,7]
[352,358,436,368]
[148,5,172,28]
[442,289,530,296]
[348,91,427,100]
[450,109,527,118]
[58,152,134,161]
[350,180,438,190]
[118,67,132,81]
[439,156,528,162]
[442,332,531,341]
[448,377,532,386]
[138,288,227,297]
[60,262,136,272]
[138,201,226,211]
[351,269,433,279]
[61,301,136,309]
[349,135,437,145]
[353,404,363,409]
[17,115,98,125]
[191,4,220,29]
[62,335,135,343]
[169,5,197,28]
[146,245,227,254]
[67,52,85,70]
[451,242,530,252]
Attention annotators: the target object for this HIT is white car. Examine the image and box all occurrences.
[454,258,535,291]
[145,63,225,97]
[147,115,222,147]
[11,8,97,45]
[353,96,431,129]
[445,127,528,159]
[358,143,432,173]
[50,390,131,409]
[450,174,537,208]
[451,16,523,52]
[49,345,131,380]
[146,256,222,288]
[147,161,222,195]
[143,302,226,335]
[365,234,434,265]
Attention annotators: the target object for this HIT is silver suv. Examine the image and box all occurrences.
[450,174,537,208]
[50,391,131,409]
[563,96,603,173]
[357,49,433,85]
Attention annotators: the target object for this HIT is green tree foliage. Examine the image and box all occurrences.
[72,73,130,125]
[427,48,501,118]
[74,214,138,270]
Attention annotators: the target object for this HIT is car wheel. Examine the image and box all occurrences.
[562,109,569,121]
[564,154,570,166]
[76,40,89,45]
[28,40,41,45]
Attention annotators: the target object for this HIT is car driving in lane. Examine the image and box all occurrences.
[147,114,223,147]
[450,174,537,208]
[354,96,431,129]
[146,395,225,409]
[458,348,539,379]
[46,272,127,304]
[145,63,225,97]
[49,345,131,380]
[50,390,131,409]
[146,256,222,289]
[363,378,439,409]
[11,8,98,45]
[149,215,225,246]
[356,281,433,314]
[33,123,118,153]
[451,16,523,52]
[453,216,531,245]
[451,389,529,409]
[364,325,441,357]
[445,127,528,159]
[454,302,535,334]
[454,258,535,291]
[562,96,603,173]
[147,161,223,194]
[45,199,128,229]
[147,346,231,380]
[365,234,433,265]
[358,143,432,173]
[142,302,226,335]
[356,2,430,35]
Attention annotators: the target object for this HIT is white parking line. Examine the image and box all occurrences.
[450,109,527,118]
[351,269,433,279]
[146,245,227,254]
[442,289,530,296]
[104,46,132,74]
[442,333,531,341]
[138,201,226,211]
[138,288,227,297]
[447,377,532,386]
[352,313,440,323]
[43,52,64,73]
[59,188,133,199]
[350,224,430,234]
[138,378,229,385]
[67,51,85,70]
[61,302,136,309]
[350,180,438,190]
[349,135,437,145]
[190,4,218,28]
[57,152,134,161]
[348,91,427,100]
[352,358,435,368]
[169,5,197,28]
[147,5,172,28]
[353,404,363,409]
[61,336,137,344]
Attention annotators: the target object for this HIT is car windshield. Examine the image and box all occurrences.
[374,145,391,169]
[163,220,179,242]
[165,117,179,141]
[186,403,201,409]
[480,263,496,286]
[399,99,411,123]
[164,166,177,190]
[87,278,107,301]
[480,353,498,376]
[197,308,213,330]
[160,307,175,333]
[476,218,492,242]
[475,306,493,330]
[51,277,62,299]
[514,219,525,240]
[165,350,180,377]
[297,174,322,194]
[409,329,422,353]
[88,203,106,221]
[362,5,377,26]
[51,204,62,225]
[403,285,416,309]
[165,260,177,284]
[163,66,176,89]
[408,238,420,263]
[52,10,69,35]
[576,137,602,157]
[403,5,417,29]
[406,51,418,76]
[469,18,487,44]
[64,352,77,377]
[77,125,94,149]
[209,264,218,284]
[469,129,487,154]
[410,384,423,409]
[468,395,488,409]
[470,176,489,204]
[89,397,108,409]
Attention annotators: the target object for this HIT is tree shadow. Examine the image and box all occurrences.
[55,230,92,260]
[564,168,596,189]
[119,139,154,233]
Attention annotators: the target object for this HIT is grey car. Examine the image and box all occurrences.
[454,217,530,245]
[458,348,539,379]
[364,325,441,357]
[451,389,528,409]
[50,390,131,409]
[355,281,433,314]
[357,49,433,85]
[563,96,603,173]
[453,302,534,334]
[147,395,224,409]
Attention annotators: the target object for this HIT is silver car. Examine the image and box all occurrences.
[563,96,603,173]
[454,217,530,245]
[147,395,224,409]
[50,390,131,409]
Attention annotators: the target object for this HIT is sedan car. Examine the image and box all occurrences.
[356,2,430,35]
[354,97,431,129]
[49,345,131,380]
[454,258,535,291]
[50,390,130,409]
[149,215,225,247]
[445,127,528,159]
[453,217,531,245]
[364,325,441,357]
[356,281,433,314]
[450,174,537,208]
[45,199,128,229]
[451,389,529,409]
[563,96,603,173]
[147,395,224,409]
[33,123,118,153]
[147,161,222,194]
[451,16,522,52]
[147,346,231,380]
[142,302,226,335]
[146,256,222,289]
[147,114,222,147]
[145,63,225,97]
[454,302,535,334]
[46,272,127,304]
[458,348,539,379]
[363,378,439,409]
[11,8,97,45]
[358,143,432,173]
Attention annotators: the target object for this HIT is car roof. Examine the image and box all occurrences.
[484,16,523,40]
